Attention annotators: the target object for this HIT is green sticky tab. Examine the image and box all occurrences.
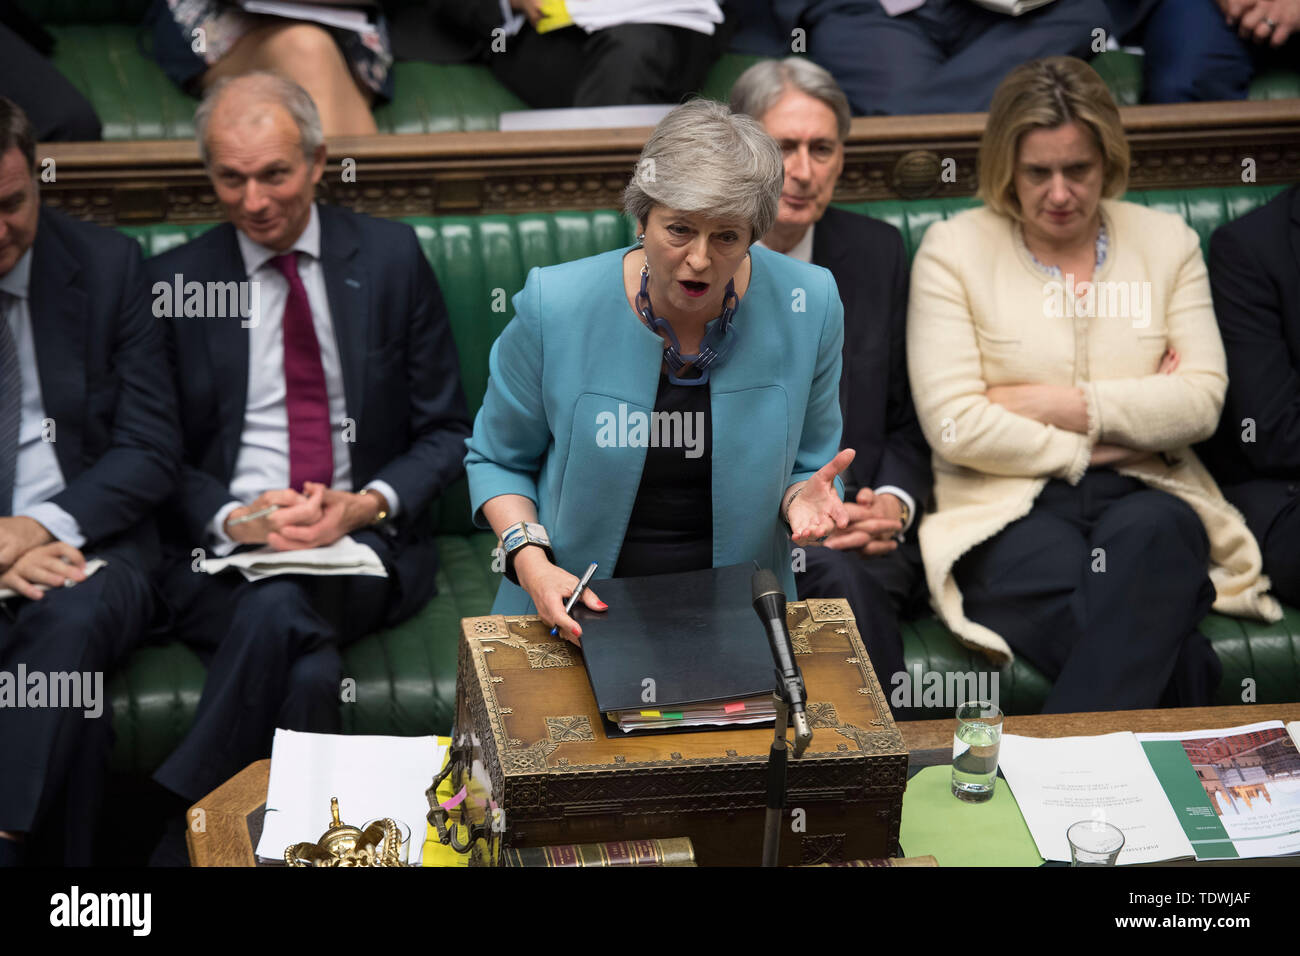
[664,712,684,720]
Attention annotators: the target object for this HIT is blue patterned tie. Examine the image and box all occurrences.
[0,293,19,517]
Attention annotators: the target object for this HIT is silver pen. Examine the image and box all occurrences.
[552,562,599,636]
[227,504,280,526]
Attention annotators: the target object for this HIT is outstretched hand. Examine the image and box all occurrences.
[786,448,855,546]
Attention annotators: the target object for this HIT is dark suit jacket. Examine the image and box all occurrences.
[1199,185,1300,540]
[146,204,472,623]
[23,206,179,568]
[812,205,931,510]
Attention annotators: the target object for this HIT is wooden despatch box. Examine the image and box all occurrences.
[438,598,908,866]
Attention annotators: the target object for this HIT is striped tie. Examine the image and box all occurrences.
[0,293,18,516]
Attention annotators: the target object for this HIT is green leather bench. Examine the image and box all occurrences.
[105,183,1300,779]
[22,1,1300,139]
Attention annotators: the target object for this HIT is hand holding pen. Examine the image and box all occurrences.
[512,548,605,647]
[551,562,600,637]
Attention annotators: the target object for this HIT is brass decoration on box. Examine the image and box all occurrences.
[285,797,404,867]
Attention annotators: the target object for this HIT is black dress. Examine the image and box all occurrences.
[613,370,713,578]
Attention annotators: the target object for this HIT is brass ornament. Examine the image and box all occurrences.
[285,797,405,867]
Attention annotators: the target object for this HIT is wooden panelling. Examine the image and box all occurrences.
[36,100,1300,225]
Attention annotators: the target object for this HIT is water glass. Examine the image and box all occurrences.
[1067,820,1125,866]
[951,701,1003,802]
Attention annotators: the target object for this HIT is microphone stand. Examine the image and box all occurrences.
[762,690,791,867]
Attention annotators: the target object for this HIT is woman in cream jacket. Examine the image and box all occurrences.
[907,57,1280,713]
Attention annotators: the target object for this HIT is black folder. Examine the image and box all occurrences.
[573,563,777,730]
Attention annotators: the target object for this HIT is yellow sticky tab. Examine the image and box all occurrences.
[536,0,574,33]
[640,710,661,718]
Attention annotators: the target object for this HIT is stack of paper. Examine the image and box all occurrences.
[998,721,1300,863]
[238,1,375,34]
[609,694,776,732]
[541,0,724,36]
[970,0,1058,15]
[256,729,448,865]
[200,535,387,582]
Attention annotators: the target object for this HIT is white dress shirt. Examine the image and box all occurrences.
[758,222,916,531]
[208,204,399,554]
[2,248,83,546]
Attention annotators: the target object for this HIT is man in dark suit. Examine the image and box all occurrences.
[730,59,931,708]
[771,0,1112,116]
[0,96,178,866]
[1200,184,1300,608]
[147,73,471,829]
[420,0,732,109]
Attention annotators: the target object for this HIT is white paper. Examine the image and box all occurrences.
[239,1,373,34]
[499,104,674,132]
[998,732,1194,864]
[199,534,387,581]
[565,0,724,35]
[0,557,107,601]
[256,729,448,865]
[969,0,1058,15]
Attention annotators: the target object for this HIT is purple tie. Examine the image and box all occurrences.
[272,252,333,491]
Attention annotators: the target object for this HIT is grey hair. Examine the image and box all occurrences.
[623,99,783,244]
[728,57,851,142]
[195,71,324,167]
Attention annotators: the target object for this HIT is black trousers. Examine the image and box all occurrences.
[1259,494,1300,609]
[796,539,924,718]
[785,0,1111,115]
[152,529,397,803]
[0,560,152,859]
[489,23,726,109]
[953,470,1221,714]
[0,22,101,141]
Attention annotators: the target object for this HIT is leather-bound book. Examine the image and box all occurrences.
[502,837,697,867]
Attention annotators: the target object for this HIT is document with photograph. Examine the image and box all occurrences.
[1136,721,1300,861]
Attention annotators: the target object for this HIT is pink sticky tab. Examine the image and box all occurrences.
[724,702,745,714]
[439,785,468,810]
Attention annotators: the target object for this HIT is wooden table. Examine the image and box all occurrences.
[187,703,1300,866]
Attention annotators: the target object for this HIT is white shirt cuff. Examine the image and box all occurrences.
[363,480,401,519]
[874,485,917,532]
[18,502,85,548]
[498,0,526,35]
[208,501,242,557]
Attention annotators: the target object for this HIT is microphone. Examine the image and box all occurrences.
[751,568,811,757]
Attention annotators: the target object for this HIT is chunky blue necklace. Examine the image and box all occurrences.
[636,261,739,386]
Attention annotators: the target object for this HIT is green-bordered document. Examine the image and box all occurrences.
[998,720,1300,864]
[1136,720,1300,861]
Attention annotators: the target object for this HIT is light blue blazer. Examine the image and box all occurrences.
[465,244,845,613]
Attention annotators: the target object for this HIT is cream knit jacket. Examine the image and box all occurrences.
[907,199,1281,664]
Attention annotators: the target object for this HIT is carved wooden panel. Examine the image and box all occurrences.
[36,100,1300,224]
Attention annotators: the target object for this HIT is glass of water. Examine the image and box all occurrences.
[1067,820,1125,866]
[951,701,1003,803]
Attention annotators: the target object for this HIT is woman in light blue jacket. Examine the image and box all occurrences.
[465,99,855,641]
